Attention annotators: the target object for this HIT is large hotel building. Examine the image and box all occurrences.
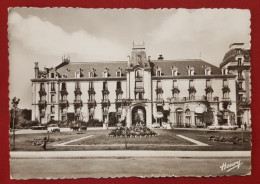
[31,43,251,128]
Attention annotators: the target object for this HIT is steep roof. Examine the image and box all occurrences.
[220,48,250,68]
[55,61,128,78]
[150,59,221,76]
[48,59,221,79]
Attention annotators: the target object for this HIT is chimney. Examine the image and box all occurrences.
[34,62,39,78]
[158,54,164,60]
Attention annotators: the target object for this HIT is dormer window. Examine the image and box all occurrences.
[50,73,55,78]
[187,66,195,76]
[222,68,228,75]
[156,66,162,76]
[103,68,109,77]
[75,68,82,78]
[205,67,211,75]
[171,66,178,76]
[116,67,122,77]
[89,68,96,78]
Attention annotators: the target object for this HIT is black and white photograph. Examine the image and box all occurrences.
[8,8,251,179]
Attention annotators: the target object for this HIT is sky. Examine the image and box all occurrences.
[8,8,251,109]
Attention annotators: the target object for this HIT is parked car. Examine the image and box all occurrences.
[31,125,46,130]
[151,123,160,128]
[221,124,238,130]
[47,124,60,132]
[208,125,221,130]
[162,122,168,128]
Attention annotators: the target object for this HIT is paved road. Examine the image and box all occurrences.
[10,157,251,179]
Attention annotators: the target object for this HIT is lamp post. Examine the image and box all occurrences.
[122,98,132,150]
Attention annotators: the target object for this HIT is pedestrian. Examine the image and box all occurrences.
[41,136,47,151]
[244,122,247,131]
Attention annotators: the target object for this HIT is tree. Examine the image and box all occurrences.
[11,97,20,150]
[108,112,117,126]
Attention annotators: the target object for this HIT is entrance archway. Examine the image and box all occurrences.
[132,106,146,126]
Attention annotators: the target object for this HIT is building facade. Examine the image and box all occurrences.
[31,44,238,128]
[220,43,251,127]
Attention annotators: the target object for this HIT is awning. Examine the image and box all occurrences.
[155,112,163,118]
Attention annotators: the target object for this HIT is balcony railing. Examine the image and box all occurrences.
[74,88,82,95]
[221,97,231,101]
[73,100,83,108]
[38,100,47,109]
[238,97,251,107]
[88,99,97,109]
[102,88,110,95]
[155,98,164,104]
[101,99,111,108]
[60,89,68,96]
[155,88,163,93]
[38,89,47,96]
[88,88,96,94]
[170,96,207,103]
[59,100,69,109]
[135,87,144,93]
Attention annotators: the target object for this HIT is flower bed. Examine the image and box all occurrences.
[208,135,250,144]
[108,125,159,138]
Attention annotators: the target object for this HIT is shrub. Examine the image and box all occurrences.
[86,119,103,127]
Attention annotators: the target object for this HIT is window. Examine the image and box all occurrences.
[51,73,55,78]
[76,94,81,101]
[156,70,161,76]
[51,82,55,91]
[51,106,55,113]
[189,92,195,100]
[188,68,195,76]
[103,68,109,77]
[238,71,242,78]
[156,92,162,100]
[116,81,121,89]
[61,95,67,101]
[117,93,122,100]
[239,94,243,101]
[223,79,228,87]
[75,82,80,89]
[205,67,211,75]
[61,82,66,90]
[51,94,55,103]
[223,92,229,99]
[189,80,194,87]
[157,81,162,88]
[171,67,178,76]
[206,80,211,87]
[62,116,66,121]
[89,94,95,101]
[103,94,108,100]
[116,68,122,77]
[206,92,212,101]
[40,95,46,101]
[50,116,54,120]
[40,83,45,90]
[238,82,243,90]
[103,82,108,90]
[173,80,178,88]
[135,70,143,78]
[238,58,242,66]
[135,81,143,89]
[89,82,94,89]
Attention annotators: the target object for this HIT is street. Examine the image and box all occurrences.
[10,157,251,179]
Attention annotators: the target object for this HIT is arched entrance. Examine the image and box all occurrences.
[132,106,146,126]
[176,108,183,127]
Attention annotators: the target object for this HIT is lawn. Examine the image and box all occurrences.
[9,129,251,151]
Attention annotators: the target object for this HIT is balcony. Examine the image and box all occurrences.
[73,100,83,109]
[222,86,230,93]
[115,88,123,95]
[171,87,180,94]
[205,86,214,93]
[38,100,47,109]
[115,99,122,108]
[155,98,164,105]
[169,96,207,103]
[101,99,111,108]
[88,100,97,109]
[59,100,69,109]
[60,89,68,96]
[102,88,110,95]
[155,88,163,93]
[88,88,96,94]
[238,97,251,108]
[188,87,197,94]
[221,97,231,102]
[74,88,82,95]
[38,89,47,96]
